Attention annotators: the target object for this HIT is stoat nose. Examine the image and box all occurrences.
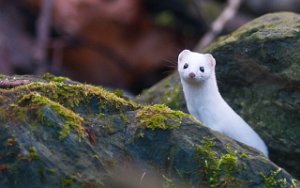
[189,72,195,78]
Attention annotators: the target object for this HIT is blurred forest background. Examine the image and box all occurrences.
[0,0,300,94]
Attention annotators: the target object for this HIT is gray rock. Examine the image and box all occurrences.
[137,12,300,179]
[0,74,296,187]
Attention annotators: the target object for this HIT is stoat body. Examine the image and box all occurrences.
[178,50,268,157]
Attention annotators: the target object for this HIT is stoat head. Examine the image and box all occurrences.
[177,49,216,84]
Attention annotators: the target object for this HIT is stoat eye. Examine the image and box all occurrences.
[199,66,205,72]
[183,63,188,69]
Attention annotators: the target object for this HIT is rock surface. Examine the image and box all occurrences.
[136,12,300,178]
[0,74,296,187]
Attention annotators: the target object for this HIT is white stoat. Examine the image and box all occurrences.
[178,49,268,157]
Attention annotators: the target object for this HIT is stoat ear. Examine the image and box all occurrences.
[205,53,216,67]
[178,49,190,63]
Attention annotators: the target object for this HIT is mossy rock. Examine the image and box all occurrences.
[136,12,300,179]
[0,74,297,187]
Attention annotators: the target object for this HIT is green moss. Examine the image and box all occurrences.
[135,130,144,138]
[164,81,171,88]
[48,168,57,174]
[93,154,100,161]
[96,113,105,120]
[195,137,241,188]
[195,137,220,187]
[42,73,69,83]
[112,89,126,99]
[136,104,188,130]
[12,82,138,111]
[61,176,75,187]
[119,112,130,124]
[0,74,5,79]
[220,153,238,172]
[0,107,7,121]
[0,95,3,105]
[29,146,39,160]
[80,84,138,110]
[240,153,248,159]
[18,92,86,139]
[261,168,296,188]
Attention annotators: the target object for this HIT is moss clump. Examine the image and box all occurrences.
[112,89,128,100]
[61,176,75,187]
[136,104,188,130]
[29,146,39,160]
[18,92,86,139]
[261,168,296,188]
[78,84,139,110]
[12,82,138,111]
[42,73,70,83]
[240,153,248,159]
[196,137,241,188]
[0,75,139,141]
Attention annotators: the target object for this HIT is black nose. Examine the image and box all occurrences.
[189,72,195,78]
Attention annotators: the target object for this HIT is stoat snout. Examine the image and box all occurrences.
[189,72,196,78]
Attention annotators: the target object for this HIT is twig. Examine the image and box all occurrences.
[34,0,54,74]
[0,80,31,88]
[195,0,242,51]
[139,172,146,185]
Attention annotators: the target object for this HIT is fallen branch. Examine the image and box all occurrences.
[33,0,54,74]
[0,80,31,88]
[195,0,242,51]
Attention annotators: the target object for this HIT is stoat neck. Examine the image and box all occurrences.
[182,71,222,104]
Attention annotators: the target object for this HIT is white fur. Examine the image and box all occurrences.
[178,50,268,157]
